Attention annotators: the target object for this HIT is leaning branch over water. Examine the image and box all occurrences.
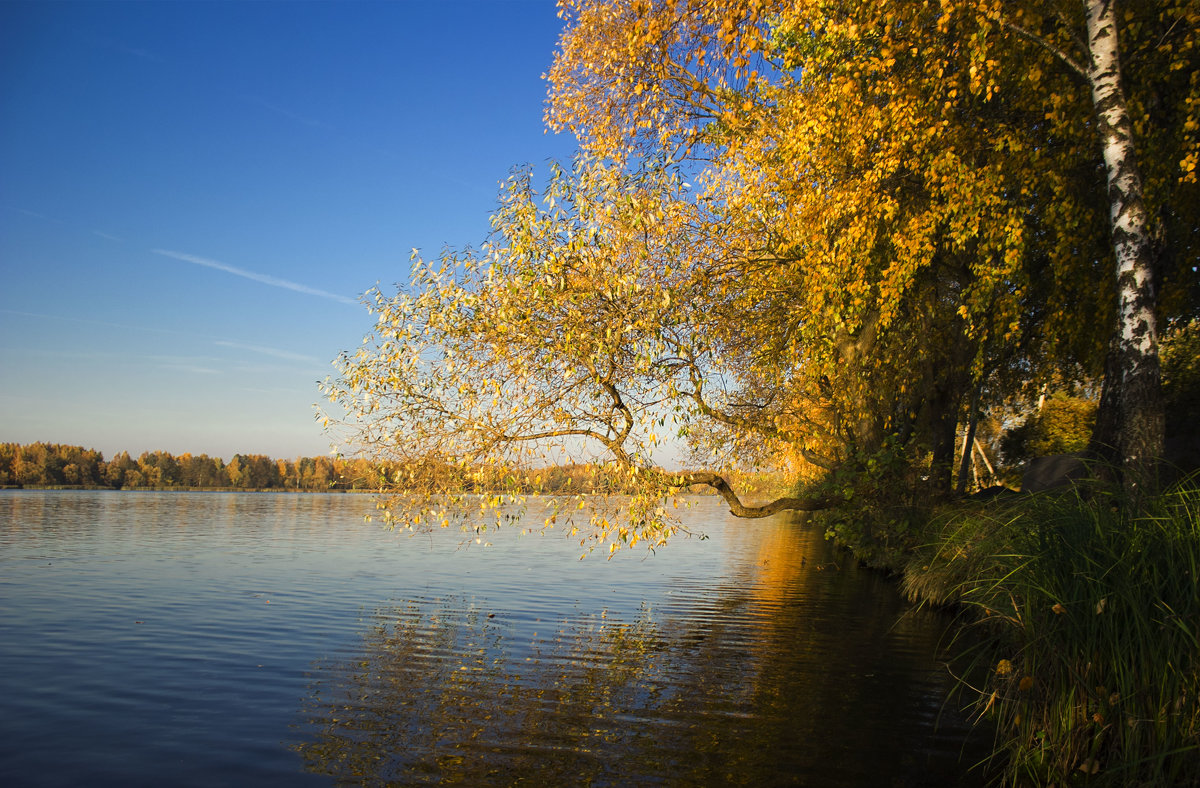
[671,470,836,518]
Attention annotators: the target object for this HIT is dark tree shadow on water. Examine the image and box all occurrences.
[293,526,995,786]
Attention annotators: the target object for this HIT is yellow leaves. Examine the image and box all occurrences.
[329,0,1193,562]
[1182,152,1199,183]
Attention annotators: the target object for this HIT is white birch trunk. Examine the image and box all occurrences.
[1083,0,1163,490]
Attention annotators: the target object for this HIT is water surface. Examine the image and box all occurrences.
[0,491,990,785]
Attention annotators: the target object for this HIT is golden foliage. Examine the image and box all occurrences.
[326,0,1200,551]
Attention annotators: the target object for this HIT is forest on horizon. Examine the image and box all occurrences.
[0,442,371,491]
[0,441,683,495]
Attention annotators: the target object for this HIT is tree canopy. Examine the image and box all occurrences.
[324,0,1199,554]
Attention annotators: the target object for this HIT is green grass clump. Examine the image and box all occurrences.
[906,479,1200,786]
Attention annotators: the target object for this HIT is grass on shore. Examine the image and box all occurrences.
[900,478,1200,786]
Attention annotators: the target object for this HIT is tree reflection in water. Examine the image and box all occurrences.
[293,522,991,785]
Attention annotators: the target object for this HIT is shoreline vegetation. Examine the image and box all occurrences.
[872,476,1200,787]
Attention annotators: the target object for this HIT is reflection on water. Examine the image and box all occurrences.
[296,511,992,786]
[0,492,991,786]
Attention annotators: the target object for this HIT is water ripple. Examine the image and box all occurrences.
[1,491,991,786]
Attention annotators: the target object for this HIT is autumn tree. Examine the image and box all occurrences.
[546,0,1197,489]
[105,451,137,488]
[326,0,1198,551]
[545,0,1086,506]
[327,152,868,554]
[0,442,105,487]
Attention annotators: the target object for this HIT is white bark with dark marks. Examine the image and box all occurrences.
[1083,0,1163,491]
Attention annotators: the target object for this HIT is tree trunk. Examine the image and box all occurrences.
[1088,334,1122,468]
[973,437,995,480]
[956,426,972,495]
[955,386,981,495]
[1083,0,1164,494]
[928,386,959,496]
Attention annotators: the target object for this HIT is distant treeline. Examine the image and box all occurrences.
[0,442,673,494]
[0,442,378,491]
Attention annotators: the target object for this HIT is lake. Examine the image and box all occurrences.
[0,491,993,785]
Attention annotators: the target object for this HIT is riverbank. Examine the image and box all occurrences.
[877,478,1200,786]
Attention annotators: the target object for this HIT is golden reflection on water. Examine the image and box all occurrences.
[748,513,822,607]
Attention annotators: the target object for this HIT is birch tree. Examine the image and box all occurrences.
[1081,0,1161,489]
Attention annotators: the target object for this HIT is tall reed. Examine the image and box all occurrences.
[907,479,1200,786]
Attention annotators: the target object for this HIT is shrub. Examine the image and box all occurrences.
[1000,394,1098,468]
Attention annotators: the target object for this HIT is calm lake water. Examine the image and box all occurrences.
[0,491,992,786]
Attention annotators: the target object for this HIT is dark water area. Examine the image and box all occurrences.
[0,491,993,786]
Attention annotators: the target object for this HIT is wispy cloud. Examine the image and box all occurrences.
[149,355,222,375]
[152,249,356,304]
[9,207,64,223]
[89,34,164,63]
[118,45,163,63]
[215,340,320,364]
[243,96,330,129]
[94,230,123,242]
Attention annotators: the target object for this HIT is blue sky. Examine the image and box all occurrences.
[1,0,576,460]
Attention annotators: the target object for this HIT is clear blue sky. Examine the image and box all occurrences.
[1,0,576,460]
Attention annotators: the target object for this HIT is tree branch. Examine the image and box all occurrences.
[671,470,837,518]
[682,358,839,470]
[1000,19,1089,81]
